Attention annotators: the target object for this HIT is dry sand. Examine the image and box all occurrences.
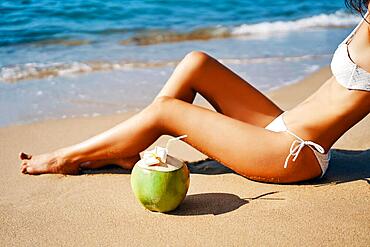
[0,67,369,246]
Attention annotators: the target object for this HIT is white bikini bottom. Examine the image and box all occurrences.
[265,112,331,177]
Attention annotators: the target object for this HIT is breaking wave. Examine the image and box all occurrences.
[121,11,360,45]
[0,54,332,83]
[231,11,361,35]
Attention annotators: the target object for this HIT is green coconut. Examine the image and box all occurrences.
[131,154,190,213]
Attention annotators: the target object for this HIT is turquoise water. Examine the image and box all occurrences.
[0,0,362,126]
[0,0,351,47]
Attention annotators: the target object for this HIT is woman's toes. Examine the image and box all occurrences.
[21,164,28,173]
[20,161,27,171]
[26,166,35,174]
[19,152,32,160]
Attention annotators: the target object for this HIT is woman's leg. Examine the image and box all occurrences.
[76,51,283,170]
[20,104,160,174]
[21,96,321,182]
[155,51,282,126]
[20,51,284,174]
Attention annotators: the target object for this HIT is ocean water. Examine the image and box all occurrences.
[0,0,362,126]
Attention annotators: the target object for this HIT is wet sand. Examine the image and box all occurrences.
[0,66,369,246]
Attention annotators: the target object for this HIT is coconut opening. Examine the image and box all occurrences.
[137,135,187,172]
[136,154,184,172]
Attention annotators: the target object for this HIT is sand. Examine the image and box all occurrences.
[0,67,369,246]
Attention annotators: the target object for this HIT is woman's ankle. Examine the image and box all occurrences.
[56,146,83,165]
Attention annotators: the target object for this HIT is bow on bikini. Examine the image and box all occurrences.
[284,130,325,169]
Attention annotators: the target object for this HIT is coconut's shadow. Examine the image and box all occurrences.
[168,191,282,216]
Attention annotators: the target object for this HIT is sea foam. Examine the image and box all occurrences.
[232,11,360,35]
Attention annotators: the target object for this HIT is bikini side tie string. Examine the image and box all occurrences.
[284,129,325,169]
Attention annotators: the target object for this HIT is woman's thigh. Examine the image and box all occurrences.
[157,51,284,127]
[155,96,322,183]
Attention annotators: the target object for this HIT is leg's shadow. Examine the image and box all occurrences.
[81,158,234,175]
[81,149,370,186]
[185,158,234,174]
[187,149,370,185]
[81,165,131,175]
[168,191,283,216]
[308,148,370,185]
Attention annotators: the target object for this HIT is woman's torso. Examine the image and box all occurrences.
[282,13,370,152]
[283,77,369,151]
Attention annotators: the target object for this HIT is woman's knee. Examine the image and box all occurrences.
[152,95,174,105]
[184,50,211,62]
[148,96,174,126]
[181,50,213,71]
[138,97,167,129]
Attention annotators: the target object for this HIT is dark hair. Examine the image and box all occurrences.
[345,0,369,24]
[345,0,369,14]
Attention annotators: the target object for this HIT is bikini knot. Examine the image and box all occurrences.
[284,139,325,169]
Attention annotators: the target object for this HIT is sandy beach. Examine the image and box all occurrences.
[1,66,369,246]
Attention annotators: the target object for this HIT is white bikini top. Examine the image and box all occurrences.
[330,11,370,91]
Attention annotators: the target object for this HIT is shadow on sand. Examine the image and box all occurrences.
[80,149,368,215]
[81,165,131,175]
[80,157,234,175]
[187,148,370,185]
[81,149,370,185]
[304,148,370,185]
[168,191,283,216]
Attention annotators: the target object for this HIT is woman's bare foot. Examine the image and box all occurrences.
[79,155,140,170]
[19,150,80,175]
[20,150,140,175]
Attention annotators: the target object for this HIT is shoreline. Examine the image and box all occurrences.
[1,66,369,246]
[0,63,329,129]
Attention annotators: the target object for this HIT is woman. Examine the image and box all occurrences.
[19,1,370,183]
